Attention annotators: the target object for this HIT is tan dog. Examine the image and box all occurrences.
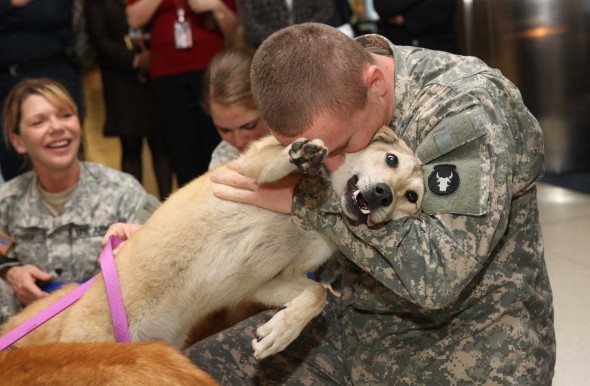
[0,341,218,385]
[1,127,423,360]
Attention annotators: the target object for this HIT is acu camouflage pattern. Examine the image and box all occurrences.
[291,36,555,384]
[208,140,241,171]
[188,35,555,385]
[0,162,159,323]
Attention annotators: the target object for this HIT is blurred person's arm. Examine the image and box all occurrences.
[126,0,163,29]
[188,0,239,36]
[8,0,33,7]
[85,0,139,70]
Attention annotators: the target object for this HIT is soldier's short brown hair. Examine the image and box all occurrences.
[251,23,375,137]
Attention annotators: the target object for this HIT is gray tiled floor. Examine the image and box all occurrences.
[538,183,590,385]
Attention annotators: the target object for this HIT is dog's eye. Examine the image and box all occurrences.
[405,191,418,203]
[385,153,398,167]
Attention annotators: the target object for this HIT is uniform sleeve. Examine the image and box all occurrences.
[208,141,240,171]
[293,94,515,309]
[0,198,19,271]
[114,177,161,224]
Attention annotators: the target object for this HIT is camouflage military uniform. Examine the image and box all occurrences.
[0,162,160,323]
[187,35,555,385]
[208,140,241,171]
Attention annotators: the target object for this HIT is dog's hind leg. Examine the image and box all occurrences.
[248,276,327,359]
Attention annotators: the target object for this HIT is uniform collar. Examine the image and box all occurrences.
[14,164,92,231]
[355,34,413,141]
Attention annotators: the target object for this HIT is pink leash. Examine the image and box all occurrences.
[98,236,131,343]
[0,236,130,350]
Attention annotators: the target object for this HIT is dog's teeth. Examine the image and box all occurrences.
[353,190,371,214]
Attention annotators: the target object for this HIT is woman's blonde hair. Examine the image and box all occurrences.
[202,46,257,114]
[2,77,83,159]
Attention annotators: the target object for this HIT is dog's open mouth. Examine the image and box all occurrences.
[345,175,373,225]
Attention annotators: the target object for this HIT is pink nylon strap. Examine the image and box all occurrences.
[0,276,96,350]
[0,236,129,350]
[99,236,131,343]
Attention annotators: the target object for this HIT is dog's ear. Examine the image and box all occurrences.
[371,126,399,145]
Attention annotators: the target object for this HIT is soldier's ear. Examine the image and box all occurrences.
[366,64,387,98]
[9,132,27,154]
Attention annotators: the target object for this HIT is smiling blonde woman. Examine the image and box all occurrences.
[0,78,160,323]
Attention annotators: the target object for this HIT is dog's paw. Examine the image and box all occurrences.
[288,138,328,176]
[251,305,304,360]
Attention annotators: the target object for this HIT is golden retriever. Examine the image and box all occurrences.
[0,341,218,385]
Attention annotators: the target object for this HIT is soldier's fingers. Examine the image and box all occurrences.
[20,283,47,305]
[101,223,140,247]
[28,265,54,282]
[212,184,259,206]
[210,169,259,191]
[101,223,122,247]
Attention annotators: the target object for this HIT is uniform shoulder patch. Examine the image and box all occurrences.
[428,164,460,195]
[0,231,14,256]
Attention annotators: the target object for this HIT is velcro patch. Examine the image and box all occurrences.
[428,164,460,195]
[0,231,13,256]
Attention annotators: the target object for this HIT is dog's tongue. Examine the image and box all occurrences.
[366,216,375,227]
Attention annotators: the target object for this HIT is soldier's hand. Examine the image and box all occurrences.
[101,223,143,254]
[210,161,300,214]
[5,264,52,305]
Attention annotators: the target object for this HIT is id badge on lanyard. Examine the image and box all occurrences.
[174,4,193,49]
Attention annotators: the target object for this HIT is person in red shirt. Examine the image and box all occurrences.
[126,0,238,187]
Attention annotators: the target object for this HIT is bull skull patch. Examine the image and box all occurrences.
[428,164,459,195]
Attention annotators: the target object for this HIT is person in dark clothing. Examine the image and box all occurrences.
[373,0,460,54]
[0,0,84,181]
[238,0,349,49]
[126,0,239,188]
[84,0,173,201]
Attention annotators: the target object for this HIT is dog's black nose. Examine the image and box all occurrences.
[369,183,393,208]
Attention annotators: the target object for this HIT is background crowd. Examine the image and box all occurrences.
[0,0,460,191]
